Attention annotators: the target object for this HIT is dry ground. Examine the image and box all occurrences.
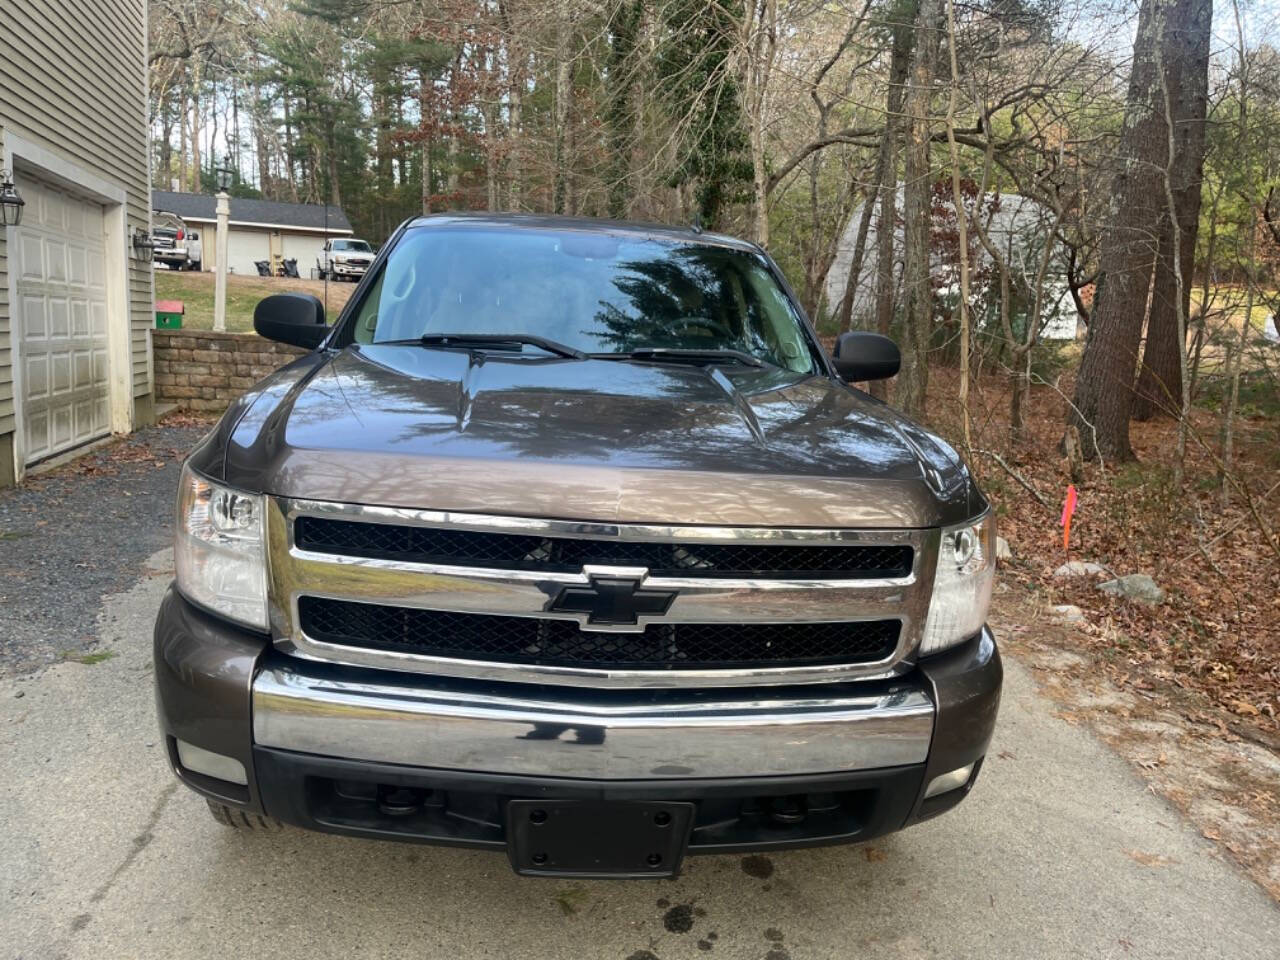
[926,364,1280,900]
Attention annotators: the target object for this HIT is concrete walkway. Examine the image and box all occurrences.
[2,551,1277,959]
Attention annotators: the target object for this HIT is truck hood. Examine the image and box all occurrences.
[204,345,984,528]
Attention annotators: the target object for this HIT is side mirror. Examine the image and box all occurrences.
[831,331,900,382]
[254,294,329,349]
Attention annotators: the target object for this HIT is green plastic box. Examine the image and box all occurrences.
[155,299,184,329]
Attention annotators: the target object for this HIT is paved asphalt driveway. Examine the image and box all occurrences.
[2,429,1278,959]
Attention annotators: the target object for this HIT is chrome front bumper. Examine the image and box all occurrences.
[252,662,935,780]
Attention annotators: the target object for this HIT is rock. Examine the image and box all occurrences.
[1053,560,1107,578]
[1050,604,1085,623]
[1098,573,1166,605]
[996,537,1012,562]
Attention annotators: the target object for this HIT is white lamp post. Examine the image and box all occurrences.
[213,166,233,333]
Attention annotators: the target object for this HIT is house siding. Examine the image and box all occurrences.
[0,227,10,446]
[0,0,152,477]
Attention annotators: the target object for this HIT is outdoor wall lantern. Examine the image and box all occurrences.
[215,165,234,193]
[131,228,155,261]
[0,170,25,227]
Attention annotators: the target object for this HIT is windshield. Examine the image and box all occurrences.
[344,226,817,372]
[333,240,373,253]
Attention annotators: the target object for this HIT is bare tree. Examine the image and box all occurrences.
[894,0,943,417]
[1070,0,1184,462]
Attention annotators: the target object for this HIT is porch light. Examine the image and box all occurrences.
[0,170,24,226]
[131,227,155,260]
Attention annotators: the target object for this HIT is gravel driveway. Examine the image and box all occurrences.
[0,421,207,675]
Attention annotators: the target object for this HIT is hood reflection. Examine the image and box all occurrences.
[224,346,979,528]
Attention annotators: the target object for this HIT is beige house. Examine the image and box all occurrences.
[152,190,355,278]
[0,0,154,486]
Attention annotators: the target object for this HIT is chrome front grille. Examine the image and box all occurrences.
[298,598,902,669]
[267,498,940,688]
[293,515,915,579]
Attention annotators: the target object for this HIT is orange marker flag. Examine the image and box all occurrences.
[1060,484,1078,551]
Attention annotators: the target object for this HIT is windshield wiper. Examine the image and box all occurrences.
[416,333,587,359]
[592,347,765,368]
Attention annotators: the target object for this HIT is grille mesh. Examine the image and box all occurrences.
[294,517,913,580]
[298,597,901,670]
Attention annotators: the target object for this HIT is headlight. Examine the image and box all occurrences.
[919,512,995,656]
[175,463,269,630]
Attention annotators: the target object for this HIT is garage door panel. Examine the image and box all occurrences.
[51,405,72,448]
[73,350,93,390]
[90,300,107,337]
[50,353,72,394]
[88,254,106,289]
[44,238,68,283]
[40,187,67,232]
[21,294,47,338]
[67,245,89,287]
[18,234,44,283]
[75,399,96,440]
[48,297,70,339]
[15,173,111,465]
[65,197,85,237]
[26,411,50,460]
[24,355,50,400]
[71,299,90,338]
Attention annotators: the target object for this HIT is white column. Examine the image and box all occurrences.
[213,191,231,332]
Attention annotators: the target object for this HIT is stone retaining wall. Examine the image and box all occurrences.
[152,329,304,412]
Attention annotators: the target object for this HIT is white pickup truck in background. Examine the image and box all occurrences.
[152,211,204,271]
[318,238,375,281]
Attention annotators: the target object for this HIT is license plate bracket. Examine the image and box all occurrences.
[506,800,695,878]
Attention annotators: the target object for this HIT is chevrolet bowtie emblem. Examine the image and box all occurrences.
[547,573,676,627]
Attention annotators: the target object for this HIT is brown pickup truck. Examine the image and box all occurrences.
[155,213,1000,877]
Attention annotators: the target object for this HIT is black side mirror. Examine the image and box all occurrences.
[254,294,329,349]
[831,331,900,382]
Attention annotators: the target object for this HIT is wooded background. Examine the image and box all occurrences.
[148,0,1278,459]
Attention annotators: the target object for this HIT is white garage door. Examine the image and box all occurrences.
[14,174,111,465]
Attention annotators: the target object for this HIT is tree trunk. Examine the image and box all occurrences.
[606,1,641,220]
[743,0,778,247]
[893,0,941,418]
[1068,0,1174,462]
[1132,0,1212,421]
[446,50,462,202]
[159,91,174,189]
[189,61,203,191]
[871,3,915,399]
[498,0,524,211]
[327,121,342,208]
[553,0,573,215]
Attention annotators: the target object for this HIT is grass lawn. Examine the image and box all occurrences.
[152,269,357,333]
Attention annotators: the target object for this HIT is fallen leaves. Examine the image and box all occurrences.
[1135,752,1168,770]
[1125,849,1178,868]
[926,367,1280,744]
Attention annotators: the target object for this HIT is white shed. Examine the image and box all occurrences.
[823,188,1081,341]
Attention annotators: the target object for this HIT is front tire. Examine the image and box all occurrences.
[205,798,283,831]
